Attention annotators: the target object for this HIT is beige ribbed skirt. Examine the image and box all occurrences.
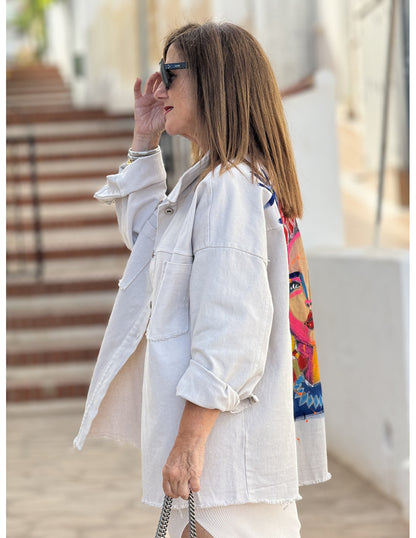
[168,501,301,538]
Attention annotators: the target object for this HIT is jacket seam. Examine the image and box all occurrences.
[194,244,268,264]
[207,174,212,246]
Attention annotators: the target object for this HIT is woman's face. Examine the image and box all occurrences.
[155,45,202,147]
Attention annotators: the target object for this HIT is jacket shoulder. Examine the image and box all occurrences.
[192,163,271,258]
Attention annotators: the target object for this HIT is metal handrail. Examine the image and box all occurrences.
[6,135,44,278]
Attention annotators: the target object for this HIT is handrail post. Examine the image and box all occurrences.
[6,135,44,278]
[28,135,44,278]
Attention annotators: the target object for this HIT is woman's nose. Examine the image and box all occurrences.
[154,81,168,99]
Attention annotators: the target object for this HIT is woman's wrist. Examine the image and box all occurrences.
[131,132,161,152]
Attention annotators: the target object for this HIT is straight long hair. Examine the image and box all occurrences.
[163,22,303,218]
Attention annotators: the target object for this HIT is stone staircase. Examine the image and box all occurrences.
[5,66,318,403]
[6,64,73,115]
[6,64,135,402]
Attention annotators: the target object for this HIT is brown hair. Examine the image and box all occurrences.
[163,22,303,218]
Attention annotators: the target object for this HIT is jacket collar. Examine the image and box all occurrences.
[165,153,210,205]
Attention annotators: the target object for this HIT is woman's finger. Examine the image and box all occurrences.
[188,475,200,493]
[163,475,175,498]
[133,77,142,96]
[152,73,163,94]
[144,71,161,95]
[177,480,191,500]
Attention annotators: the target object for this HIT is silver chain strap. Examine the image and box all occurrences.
[154,490,197,538]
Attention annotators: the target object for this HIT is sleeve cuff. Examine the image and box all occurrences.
[94,148,165,203]
[176,360,241,412]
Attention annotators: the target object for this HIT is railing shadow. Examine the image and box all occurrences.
[7,135,44,279]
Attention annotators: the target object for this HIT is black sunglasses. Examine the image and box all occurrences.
[159,59,188,89]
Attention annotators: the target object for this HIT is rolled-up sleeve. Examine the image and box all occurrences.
[176,245,274,412]
[94,149,167,249]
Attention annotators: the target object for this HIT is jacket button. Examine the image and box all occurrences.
[165,206,174,215]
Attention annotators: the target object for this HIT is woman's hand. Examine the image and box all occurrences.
[162,402,220,500]
[162,437,205,500]
[131,72,165,151]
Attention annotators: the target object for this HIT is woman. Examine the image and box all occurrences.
[74,22,330,537]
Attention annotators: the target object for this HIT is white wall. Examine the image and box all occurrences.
[358,0,408,170]
[42,0,320,111]
[308,248,409,518]
[316,0,408,171]
[284,70,344,249]
[213,0,318,90]
[44,0,141,109]
[315,0,351,102]
[44,1,72,82]
[252,0,318,89]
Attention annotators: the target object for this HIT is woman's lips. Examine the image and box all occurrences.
[164,106,174,115]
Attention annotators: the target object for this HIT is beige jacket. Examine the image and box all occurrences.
[74,149,330,509]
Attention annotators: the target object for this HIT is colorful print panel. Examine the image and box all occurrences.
[280,215,324,419]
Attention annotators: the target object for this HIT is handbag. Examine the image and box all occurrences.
[154,490,197,538]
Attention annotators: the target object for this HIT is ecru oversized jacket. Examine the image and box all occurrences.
[74,148,330,509]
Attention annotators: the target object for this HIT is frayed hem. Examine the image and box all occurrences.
[75,431,139,450]
[141,496,302,510]
[72,438,82,451]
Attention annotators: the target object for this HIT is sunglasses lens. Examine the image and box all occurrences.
[159,60,170,89]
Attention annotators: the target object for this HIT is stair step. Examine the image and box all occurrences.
[7,168,122,183]
[7,109,131,125]
[6,68,136,401]
[7,192,98,205]
[7,323,104,350]
[7,311,110,329]
[7,199,115,223]
[7,322,104,368]
[7,130,132,144]
[7,80,67,91]
[6,64,66,80]
[7,135,131,155]
[7,289,116,328]
[6,178,107,207]
[8,220,123,247]
[7,277,118,296]
[7,384,89,402]
[8,347,99,367]
[7,84,71,95]
[7,176,104,193]
[6,361,94,402]
[7,94,73,107]
[7,253,128,282]
[7,244,127,262]
[8,149,127,164]
[7,214,116,231]
[7,105,78,117]
[6,117,133,138]
[7,152,124,176]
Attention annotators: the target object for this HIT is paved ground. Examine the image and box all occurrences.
[6,399,409,538]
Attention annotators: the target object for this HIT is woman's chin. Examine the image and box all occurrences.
[164,124,176,137]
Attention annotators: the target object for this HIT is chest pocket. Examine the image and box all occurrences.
[118,220,157,290]
[147,261,192,341]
